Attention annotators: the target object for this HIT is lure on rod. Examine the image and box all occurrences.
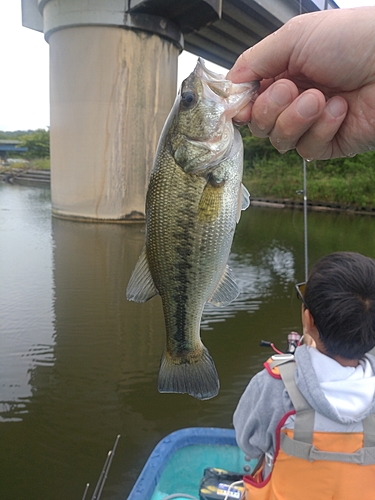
[81,434,121,500]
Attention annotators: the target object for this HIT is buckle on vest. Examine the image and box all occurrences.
[271,353,295,362]
[265,452,274,469]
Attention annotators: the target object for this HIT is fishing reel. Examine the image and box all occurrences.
[259,331,302,355]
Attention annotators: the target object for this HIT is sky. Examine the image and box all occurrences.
[0,0,374,131]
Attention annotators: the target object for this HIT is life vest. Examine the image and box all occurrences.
[243,354,375,500]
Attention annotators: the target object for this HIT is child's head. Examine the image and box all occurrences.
[304,252,375,359]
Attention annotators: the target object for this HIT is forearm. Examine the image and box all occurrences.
[233,370,290,457]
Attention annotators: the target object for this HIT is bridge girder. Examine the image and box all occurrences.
[127,0,338,68]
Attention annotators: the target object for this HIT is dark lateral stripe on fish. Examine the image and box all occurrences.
[170,200,197,345]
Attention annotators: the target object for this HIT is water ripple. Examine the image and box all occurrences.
[201,246,295,330]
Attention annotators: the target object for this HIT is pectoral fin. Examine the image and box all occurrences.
[126,246,158,303]
[237,183,250,222]
[208,265,239,307]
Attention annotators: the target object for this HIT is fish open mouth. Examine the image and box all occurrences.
[195,58,259,112]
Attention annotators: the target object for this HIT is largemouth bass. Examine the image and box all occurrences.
[127,59,258,400]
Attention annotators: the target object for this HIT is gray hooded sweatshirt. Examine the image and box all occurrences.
[233,345,375,461]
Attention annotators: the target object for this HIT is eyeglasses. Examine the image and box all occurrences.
[295,282,308,309]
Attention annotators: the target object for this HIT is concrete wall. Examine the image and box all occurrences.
[49,26,178,221]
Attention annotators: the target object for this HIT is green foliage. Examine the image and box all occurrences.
[18,129,50,159]
[30,158,50,170]
[239,126,278,170]
[240,128,375,208]
[0,130,38,140]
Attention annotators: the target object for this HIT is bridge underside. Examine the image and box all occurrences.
[127,0,333,68]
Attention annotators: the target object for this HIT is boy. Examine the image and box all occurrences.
[233,252,375,500]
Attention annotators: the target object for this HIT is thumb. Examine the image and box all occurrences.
[227,25,296,83]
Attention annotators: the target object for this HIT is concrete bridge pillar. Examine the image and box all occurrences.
[27,0,183,221]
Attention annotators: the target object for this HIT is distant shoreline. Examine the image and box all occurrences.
[251,197,375,216]
[2,167,375,217]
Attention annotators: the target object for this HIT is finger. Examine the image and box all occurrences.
[248,80,299,138]
[232,101,254,126]
[231,79,275,125]
[296,97,348,160]
[227,18,302,83]
[268,89,327,153]
[227,34,291,83]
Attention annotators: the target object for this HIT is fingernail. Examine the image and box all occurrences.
[269,83,293,107]
[296,93,320,119]
[327,97,347,118]
[233,119,248,127]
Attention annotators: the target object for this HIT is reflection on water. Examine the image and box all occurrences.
[0,186,55,422]
[201,245,295,330]
[2,183,375,499]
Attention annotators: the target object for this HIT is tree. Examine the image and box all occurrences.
[18,129,50,159]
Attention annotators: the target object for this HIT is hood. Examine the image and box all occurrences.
[295,345,375,424]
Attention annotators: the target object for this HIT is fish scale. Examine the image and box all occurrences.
[150,163,204,347]
[126,59,259,399]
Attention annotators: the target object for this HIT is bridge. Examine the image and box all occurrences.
[22,0,338,222]
[0,140,27,161]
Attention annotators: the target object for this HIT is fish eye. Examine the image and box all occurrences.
[180,90,197,109]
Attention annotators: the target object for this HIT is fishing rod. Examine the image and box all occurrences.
[303,159,308,282]
[297,0,330,284]
[296,161,309,282]
[81,434,121,500]
[260,331,302,355]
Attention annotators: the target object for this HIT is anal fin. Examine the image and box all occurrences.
[126,245,158,303]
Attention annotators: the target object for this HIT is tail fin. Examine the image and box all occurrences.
[158,345,220,400]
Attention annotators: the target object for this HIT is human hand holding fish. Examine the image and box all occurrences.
[127,59,258,400]
[227,6,375,161]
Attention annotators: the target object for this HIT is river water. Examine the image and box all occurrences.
[1,182,375,499]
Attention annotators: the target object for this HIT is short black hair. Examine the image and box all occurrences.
[304,252,375,359]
